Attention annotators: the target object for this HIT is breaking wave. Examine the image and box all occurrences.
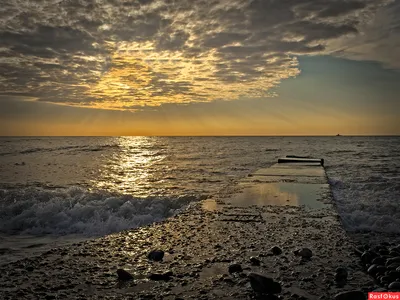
[0,187,206,236]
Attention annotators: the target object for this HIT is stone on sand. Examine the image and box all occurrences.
[148,250,164,261]
[117,269,133,281]
[334,290,365,300]
[248,272,282,294]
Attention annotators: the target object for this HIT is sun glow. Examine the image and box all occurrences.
[84,42,300,110]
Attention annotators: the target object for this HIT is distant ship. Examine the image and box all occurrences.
[336,134,341,136]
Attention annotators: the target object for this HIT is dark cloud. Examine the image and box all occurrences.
[0,0,394,109]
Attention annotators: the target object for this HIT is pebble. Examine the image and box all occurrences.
[271,246,283,255]
[250,257,261,266]
[379,249,390,256]
[371,257,386,265]
[335,267,348,282]
[387,271,400,279]
[367,264,386,276]
[334,290,365,300]
[148,250,164,262]
[248,272,282,294]
[388,282,400,290]
[380,276,392,284]
[386,257,400,266]
[149,271,173,281]
[294,248,312,259]
[361,251,374,264]
[228,263,243,273]
[116,269,133,281]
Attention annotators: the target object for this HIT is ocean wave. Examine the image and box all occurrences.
[0,187,206,236]
[330,180,400,234]
[0,144,121,156]
[73,144,120,153]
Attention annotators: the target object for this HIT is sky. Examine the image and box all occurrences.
[0,0,399,136]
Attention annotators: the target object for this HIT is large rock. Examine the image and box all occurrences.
[148,250,164,261]
[334,290,365,300]
[248,273,282,294]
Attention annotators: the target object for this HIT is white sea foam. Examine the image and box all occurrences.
[0,187,206,236]
[328,176,400,234]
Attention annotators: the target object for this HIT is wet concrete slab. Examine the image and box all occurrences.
[226,182,331,209]
[242,163,327,185]
[219,162,331,209]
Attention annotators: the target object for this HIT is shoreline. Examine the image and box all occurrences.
[0,160,381,299]
[0,200,376,299]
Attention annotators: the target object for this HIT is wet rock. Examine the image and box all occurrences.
[387,263,400,270]
[354,247,363,256]
[229,263,243,273]
[380,276,392,285]
[371,257,386,265]
[363,251,379,264]
[334,290,365,300]
[335,267,348,282]
[250,257,261,266]
[26,266,34,272]
[117,269,133,281]
[248,272,282,294]
[361,251,373,264]
[271,246,282,256]
[294,248,312,259]
[148,250,164,262]
[388,282,400,290]
[367,264,386,276]
[386,257,400,266]
[379,249,390,256]
[390,246,400,253]
[387,271,400,279]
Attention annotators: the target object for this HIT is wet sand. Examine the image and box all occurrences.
[0,161,377,299]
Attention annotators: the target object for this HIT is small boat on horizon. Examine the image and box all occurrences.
[336,134,341,136]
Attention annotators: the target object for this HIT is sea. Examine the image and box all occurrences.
[0,136,399,265]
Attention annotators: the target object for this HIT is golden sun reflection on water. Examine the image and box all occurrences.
[92,137,166,195]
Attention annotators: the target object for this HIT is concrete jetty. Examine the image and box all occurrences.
[0,158,373,299]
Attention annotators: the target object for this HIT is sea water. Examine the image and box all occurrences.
[0,136,399,264]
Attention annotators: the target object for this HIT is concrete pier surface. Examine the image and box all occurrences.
[0,159,374,299]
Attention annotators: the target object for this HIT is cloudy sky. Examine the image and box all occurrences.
[0,0,399,135]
